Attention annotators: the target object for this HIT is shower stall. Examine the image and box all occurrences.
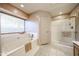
[51,17,75,55]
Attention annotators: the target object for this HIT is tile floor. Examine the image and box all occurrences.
[34,45,72,56]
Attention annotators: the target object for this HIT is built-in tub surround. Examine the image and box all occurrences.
[1,32,39,56]
[7,39,39,56]
[1,33,31,56]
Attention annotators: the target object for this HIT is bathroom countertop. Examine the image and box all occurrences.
[73,41,79,46]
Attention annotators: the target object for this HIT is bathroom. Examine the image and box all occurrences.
[0,3,79,56]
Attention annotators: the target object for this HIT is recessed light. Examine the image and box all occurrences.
[20,4,24,7]
[59,12,63,14]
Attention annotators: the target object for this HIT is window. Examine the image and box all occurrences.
[25,21,39,40]
[25,21,38,33]
[1,13,24,33]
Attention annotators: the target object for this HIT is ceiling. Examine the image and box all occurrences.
[11,3,78,17]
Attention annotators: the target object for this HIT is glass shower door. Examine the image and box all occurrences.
[51,18,75,56]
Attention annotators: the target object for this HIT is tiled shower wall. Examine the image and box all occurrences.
[70,5,79,41]
[51,18,75,47]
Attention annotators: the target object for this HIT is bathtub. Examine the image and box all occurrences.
[51,41,73,56]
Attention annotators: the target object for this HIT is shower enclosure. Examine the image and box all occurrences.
[51,17,75,55]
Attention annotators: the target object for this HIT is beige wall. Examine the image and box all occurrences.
[52,14,69,20]
[30,11,52,45]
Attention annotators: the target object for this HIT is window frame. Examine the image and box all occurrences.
[0,12,26,34]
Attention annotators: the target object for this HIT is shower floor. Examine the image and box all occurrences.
[34,45,72,56]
